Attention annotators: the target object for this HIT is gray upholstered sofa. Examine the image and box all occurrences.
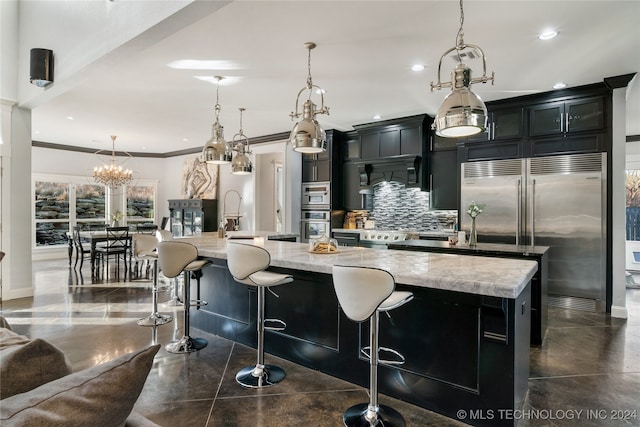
[0,315,160,427]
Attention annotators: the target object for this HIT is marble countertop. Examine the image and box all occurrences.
[389,240,550,257]
[332,229,457,238]
[178,233,538,299]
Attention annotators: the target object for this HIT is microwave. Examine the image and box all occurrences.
[301,181,331,208]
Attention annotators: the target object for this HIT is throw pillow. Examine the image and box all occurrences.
[0,332,72,399]
[0,344,160,427]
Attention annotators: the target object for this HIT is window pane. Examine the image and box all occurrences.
[76,184,106,220]
[127,185,155,221]
[35,221,70,246]
[35,181,69,220]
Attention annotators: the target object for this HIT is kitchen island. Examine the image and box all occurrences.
[388,240,549,345]
[181,233,538,427]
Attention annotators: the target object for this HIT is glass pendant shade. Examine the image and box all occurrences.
[202,123,232,164]
[290,100,327,153]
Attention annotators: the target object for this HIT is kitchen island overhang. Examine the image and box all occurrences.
[182,234,538,427]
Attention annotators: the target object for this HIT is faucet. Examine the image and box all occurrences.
[223,190,242,231]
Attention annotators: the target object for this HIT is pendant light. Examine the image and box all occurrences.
[231,108,253,175]
[202,76,232,164]
[430,0,495,138]
[289,42,330,153]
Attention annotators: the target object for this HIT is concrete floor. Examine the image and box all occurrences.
[1,260,639,426]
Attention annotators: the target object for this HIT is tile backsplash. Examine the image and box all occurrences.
[369,181,457,231]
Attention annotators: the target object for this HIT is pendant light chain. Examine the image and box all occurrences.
[238,107,245,137]
[306,46,313,95]
[214,76,222,123]
[455,0,465,63]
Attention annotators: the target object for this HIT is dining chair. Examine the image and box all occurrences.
[136,224,158,234]
[95,226,130,281]
[72,225,94,272]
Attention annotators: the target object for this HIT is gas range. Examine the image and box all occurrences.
[359,230,408,249]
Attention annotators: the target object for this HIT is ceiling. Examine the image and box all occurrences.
[29,1,640,155]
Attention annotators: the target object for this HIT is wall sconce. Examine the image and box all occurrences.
[30,48,54,87]
[289,42,330,153]
[430,0,495,138]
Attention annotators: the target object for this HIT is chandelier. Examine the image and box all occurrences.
[430,0,494,138]
[289,42,330,153]
[202,76,232,164]
[231,108,253,175]
[93,135,133,188]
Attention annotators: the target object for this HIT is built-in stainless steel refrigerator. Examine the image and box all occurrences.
[460,152,606,308]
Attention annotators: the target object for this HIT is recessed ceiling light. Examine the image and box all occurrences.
[553,82,567,89]
[183,138,188,142]
[66,116,74,120]
[193,76,242,85]
[34,130,40,134]
[411,64,425,71]
[372,114,382,120]
[167,60,240,70]
[538,30,558,40]
[141,146,147,150]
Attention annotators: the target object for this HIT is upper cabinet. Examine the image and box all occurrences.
[529,96,604,137]
[465,106,524,143]
[460,83,611,162]
[352,115,428,160]
[429,135,459,210]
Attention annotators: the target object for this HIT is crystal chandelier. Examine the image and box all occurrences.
[430,0,495,138]
[231,108,253,175]
[289,42,330,153]
[93,135,133,188]
[202,76,232,164]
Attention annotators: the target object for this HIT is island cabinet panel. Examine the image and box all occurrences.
[192,259,531,427]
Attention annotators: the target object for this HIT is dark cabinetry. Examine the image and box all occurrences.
[301,129,345,208]
[168,199,217,237]
[354,115,427,160]
[460,84,610,163]
[429,135,458,210]
[466,106,524,143]
[529,96,604,137]
[343,162,362,211]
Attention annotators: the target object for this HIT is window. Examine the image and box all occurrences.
[124,183,156,226]
[626,170,640,240]
[34,175,107,247]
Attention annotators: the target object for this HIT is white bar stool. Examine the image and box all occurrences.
[332,265,414,427]
[156,230,182,307]
[133,234,172,327]
[226,242,293,388]
[158,241,211,353]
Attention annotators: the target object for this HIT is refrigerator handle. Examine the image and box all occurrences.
[516,179,521,246]
[530,178,536,247]
[565,112,570,133]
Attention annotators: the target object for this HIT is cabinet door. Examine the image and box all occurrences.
[379,129,400,157]
[430,150,458,210]
[566,97,604,133]
[492,107,524,140]
[432,134,459,151]
[344,137,361,160]
[315,159,331,182]
[360,132,380,159]
[529,102,564,136]
[302,160,316,182]
[400,126,422,155]
[530,134,602,157]
[343,163,362,211]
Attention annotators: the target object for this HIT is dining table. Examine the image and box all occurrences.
[67,230,137,277]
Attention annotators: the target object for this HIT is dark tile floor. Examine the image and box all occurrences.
[1,260,639,427]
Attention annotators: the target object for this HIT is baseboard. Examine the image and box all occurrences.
[610,305,628,319]
[1,286,34,301]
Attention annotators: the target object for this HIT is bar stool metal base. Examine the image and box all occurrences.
[235,364,285,388]
[165,335,207,354]
[343,403,405,427]
[137,313,173,327]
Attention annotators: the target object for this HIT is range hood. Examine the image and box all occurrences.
[358,155,423,189]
